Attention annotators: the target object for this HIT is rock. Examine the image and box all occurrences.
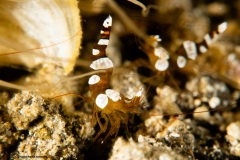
[7,92,44,130]
[225,121,240,156]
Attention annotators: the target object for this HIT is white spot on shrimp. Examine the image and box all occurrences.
[177,56,187,68]
[155,58,169,71]
[218,22,228,33]
[199,45,208,53]
[204,34,212,46]
[154,47,169,59]
[88,75,100,85]
[96,94,108,109]
[98,39,109,45]
[183,40,197,60]
[103,15,112,28]
[105,89,121,102]
[90,57,113,70]
[92,49,100,55]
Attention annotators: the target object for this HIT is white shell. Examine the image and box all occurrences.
[177,56,187,68]
[88,75,100,85]
[218,22,228,33]
[90,57,113,70]
[105,89,121,102]
[154,47,169,59]
[92,49,100,55]
[98,39,109,45]
[96,94,108,109]
[103,15,112,28]
[183,40,197,60]
[155,58,169,71]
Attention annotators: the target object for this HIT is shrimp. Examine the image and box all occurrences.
[87,15,145,142]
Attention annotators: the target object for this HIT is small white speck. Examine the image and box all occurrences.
[88,75,100,85]
[96,94,108,109]
[92,49,100,55]
[177,56,187,68]
[90,57,113,70]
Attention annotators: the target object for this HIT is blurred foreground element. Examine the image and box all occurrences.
[0,0,81,75]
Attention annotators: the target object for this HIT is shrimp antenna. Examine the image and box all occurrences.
[0,30,81,56]
[142,102,237,117]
